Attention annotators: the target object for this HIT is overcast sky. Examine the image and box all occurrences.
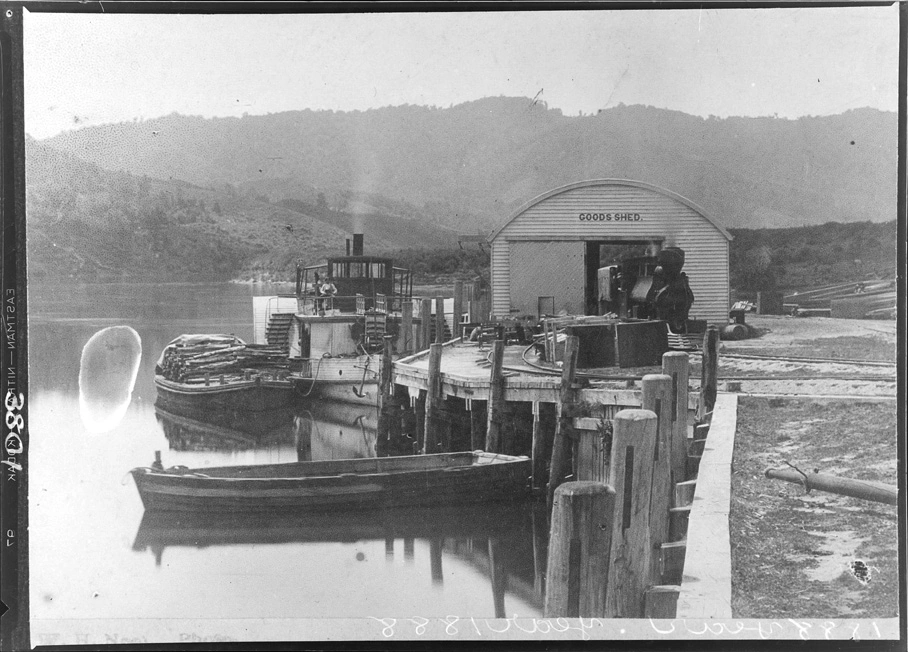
[24,6,900,140]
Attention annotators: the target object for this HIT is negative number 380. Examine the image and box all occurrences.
[6,391,24,432]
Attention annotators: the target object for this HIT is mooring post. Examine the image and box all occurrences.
[470,400,487,451]
[420,298,432,352]
[401,301,413,354]
[699,326,719,421]
[547,335,580,508]
[423,343,444,454]
[485,339,506,453]
[453,280,464,338]
[641,373,674,585]
[435,296,446,344]
[544,481,616,618]
[606,409,657,618]
[662,351,691,486]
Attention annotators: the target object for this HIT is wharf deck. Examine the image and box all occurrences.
[394,340,699,412]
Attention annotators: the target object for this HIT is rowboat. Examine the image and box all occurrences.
[130,451,532,513]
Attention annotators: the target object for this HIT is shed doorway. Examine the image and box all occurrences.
[584,240,663,315]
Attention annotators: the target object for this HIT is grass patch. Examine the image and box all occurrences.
[730,397,898,618]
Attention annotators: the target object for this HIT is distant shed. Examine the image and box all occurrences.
[488,179,733,325]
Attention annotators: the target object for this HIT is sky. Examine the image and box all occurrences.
[24,6,900,140]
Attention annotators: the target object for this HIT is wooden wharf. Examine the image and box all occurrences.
[376,321,733,620]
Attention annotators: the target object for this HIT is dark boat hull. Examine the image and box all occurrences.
[154,375,296,413]
[131,452,532,513]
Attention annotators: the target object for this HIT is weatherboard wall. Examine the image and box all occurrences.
[489,180,732,324]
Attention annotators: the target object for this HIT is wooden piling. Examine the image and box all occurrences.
[544,481,616,618]
[485,339,506,453]
[404,538,414,561]
[414,390,426,454]
[606,409,657,618]
[642,374,673,586]
[435,296,446,344]
[547,335,580,507]
[420,298,432,351]
[453,280,464,338]
[423,343,443,454]
[662,351,690,486]
[470,400,487,451]
[401,301,413,353]
[574,420,610,483]
[376,336,394,444]
[531,402,546,488]
[699,326,719,421]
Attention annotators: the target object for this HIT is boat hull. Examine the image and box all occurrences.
[154,375,296,413]
[131,452,532,513]
[292,354,382,406]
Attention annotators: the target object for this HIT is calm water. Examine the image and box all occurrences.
[28,282,544,624]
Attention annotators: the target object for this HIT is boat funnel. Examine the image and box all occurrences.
[353,233,364,256]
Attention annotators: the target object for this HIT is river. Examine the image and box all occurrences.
[27,282,545,628]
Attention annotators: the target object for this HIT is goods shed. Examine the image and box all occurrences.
[488,179,733,325]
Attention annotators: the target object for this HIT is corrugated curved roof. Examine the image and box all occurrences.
[488,178,734,242]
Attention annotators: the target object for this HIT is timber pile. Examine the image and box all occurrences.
[158,338,288,382]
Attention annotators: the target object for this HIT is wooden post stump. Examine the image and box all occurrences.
[544,481,616,618]
[642,373,673,586]
[662,351,690,485]
[423,343,443,454]
[547,335,580,508]
[485,339,506,453]
[606,409,657,618]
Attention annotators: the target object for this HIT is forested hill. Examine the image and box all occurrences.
[42,98,897,231]
[25,138,458,282]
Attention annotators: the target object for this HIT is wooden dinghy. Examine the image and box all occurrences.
[130,451,532,513]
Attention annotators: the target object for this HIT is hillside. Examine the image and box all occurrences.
[42,99,898,231]
[25,139,457,282]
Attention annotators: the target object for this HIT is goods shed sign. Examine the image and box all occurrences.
[578,212,642,221]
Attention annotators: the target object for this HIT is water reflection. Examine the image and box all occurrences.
[132,503,545,617]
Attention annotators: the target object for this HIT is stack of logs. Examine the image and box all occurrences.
[159,340,288,382]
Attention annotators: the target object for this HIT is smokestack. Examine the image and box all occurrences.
[346,239,351,256]
[352,234,364,257]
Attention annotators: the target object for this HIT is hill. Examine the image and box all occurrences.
[25,139,458,282]
[42,99,898,231]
